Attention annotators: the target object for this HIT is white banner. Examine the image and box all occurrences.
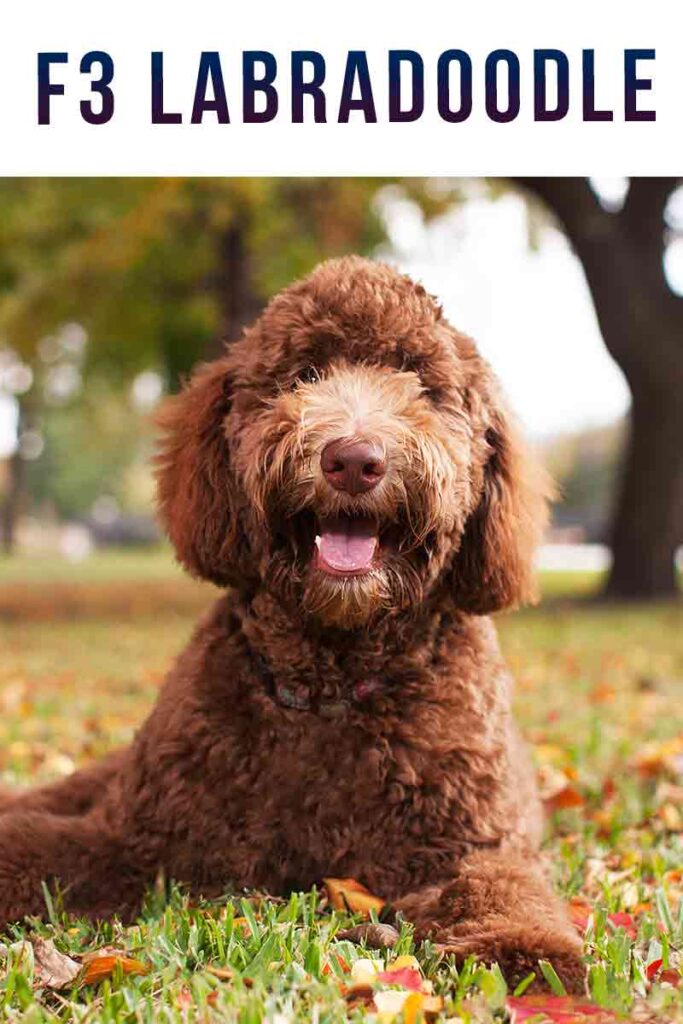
[0,0,677,175]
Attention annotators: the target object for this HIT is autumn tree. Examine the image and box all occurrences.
[0,178,458,549]
[516,178,682,601]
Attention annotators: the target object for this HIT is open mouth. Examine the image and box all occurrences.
[313,514,380,577]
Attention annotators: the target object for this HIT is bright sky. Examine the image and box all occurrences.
[383,188,631,439]
[0,185,638,457]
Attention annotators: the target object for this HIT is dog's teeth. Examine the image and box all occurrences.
[314,535,321,549]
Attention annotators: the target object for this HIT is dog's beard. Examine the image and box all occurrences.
[264,518,427,629]
[302,563,394,628]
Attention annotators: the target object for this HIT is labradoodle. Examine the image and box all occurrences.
[0,257,584,991]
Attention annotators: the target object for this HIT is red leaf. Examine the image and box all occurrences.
[646,958,663,981]
[607,912,636,938]
[660,969,680,986]
[376,967,424,991]
[507,994,618,1023]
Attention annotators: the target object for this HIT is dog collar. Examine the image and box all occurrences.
[274,678,384,718]
[255,654,384,718]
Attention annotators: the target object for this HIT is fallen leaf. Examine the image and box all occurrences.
[323,877,385,917]
[376,966,424,991]
[658,802,682,831]
[206,965,234,981]
[321,953,351,976]
[544,785,585,813]
[341,982,375,1009]
[373,989,411,1016]
[374,989,443,1021]
[79,952,149,986]
[350,957,383,984]
[177,986,193,1009]
[646,958,663,981]
[232,915,258,934]
[567,899,592,932]
[589,683,615,704]
[337,923,399,949]
[507,994,618,1022]
[33,938,81,990]
[632,737,683,779]
[568,901,638,938]
[384,955,421,973]
[601,778,617,801]
[607,912,637,938]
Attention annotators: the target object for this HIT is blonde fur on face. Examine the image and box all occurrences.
[241,360,475,627]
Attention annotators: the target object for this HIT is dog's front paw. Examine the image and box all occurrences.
[436,921,586,995]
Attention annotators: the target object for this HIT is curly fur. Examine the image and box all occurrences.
[0,257,583,992]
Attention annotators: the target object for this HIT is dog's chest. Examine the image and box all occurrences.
[239,696,501,863]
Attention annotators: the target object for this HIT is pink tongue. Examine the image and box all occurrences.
[318,519,378,572]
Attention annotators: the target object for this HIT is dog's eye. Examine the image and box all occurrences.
[293,366,320,388]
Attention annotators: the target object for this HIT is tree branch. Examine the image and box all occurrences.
[511,178,609,249]
[621,177,679,249]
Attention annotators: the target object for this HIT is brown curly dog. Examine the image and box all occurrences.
[0,257,584,991]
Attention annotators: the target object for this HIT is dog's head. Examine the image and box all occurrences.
[156,257,551,628]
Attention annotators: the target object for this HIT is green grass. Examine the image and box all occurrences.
[0,553,681,1021]
[0,547,185,585]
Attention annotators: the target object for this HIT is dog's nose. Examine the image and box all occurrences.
[321,438,387,495]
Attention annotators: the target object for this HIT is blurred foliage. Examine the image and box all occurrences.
[0,178,464,389]
[542,422,625,541]
[25,380,153,520]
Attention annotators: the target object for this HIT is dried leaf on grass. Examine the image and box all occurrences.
[340,954,442,1020]
[645,958,680,986]
[632,736,683,779]
[373,989,444,1020]
[336,922,399,949]
[507,994,619,1022]
[321,953,351,975]
[544,785,585,813]
[376,965,424,991]
[33,939,81,990]
[206,965,254,987]
[567,900,638,938]
[323,877,385,917]
[30,940,149,991]
[79,951,149,985]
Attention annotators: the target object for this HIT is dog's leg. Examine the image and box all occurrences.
[0,807,148,929]
[393,850,585,994]
[0,750,125,817]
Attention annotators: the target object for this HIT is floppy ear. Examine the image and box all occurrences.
[154,358,251,587]
[450,404,553,614]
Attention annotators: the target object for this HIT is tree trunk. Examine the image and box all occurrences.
[514,178,682,600]
[205,223,263,362]
[607,387,683,598]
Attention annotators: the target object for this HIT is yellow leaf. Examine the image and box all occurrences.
[385,955,421,974]
[323,877,385,917]
[404,991,426,1024]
